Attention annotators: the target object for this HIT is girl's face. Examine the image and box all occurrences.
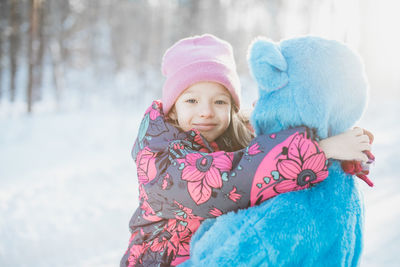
[169,82,232,143]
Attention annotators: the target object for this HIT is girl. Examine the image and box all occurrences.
[120,34,372,267]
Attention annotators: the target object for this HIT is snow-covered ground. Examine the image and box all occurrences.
[0,92,399,266]
[0,100,141,266]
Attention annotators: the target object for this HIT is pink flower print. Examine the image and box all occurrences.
[155,224,191,263]
[248,142,262,155]
[228,186,242,202]
[209,207,223,217]
[125,231,139,255]
[138,184,162,222]
[173,143,185,150]
[128,231,139,245]
[162,173,171,190]
[141,200,163,222]
[170,229,191,257]
[287,133,318,165]
[164,215,189,233]
[193,129,205,144]
[273,132,328,193]
[149,220,191,260]
[141,200,155,216]
[171,255,191,266]
[149,108,160,120]
[127,243,147,267]
[191,129,219,152]
[136,147,158,184]
[174,201,200,220]
[173,201,204,232]
[187,178,212,205]
[146,202,203,264]
[178,152,233,205]
[138,184,149,201]
[275,152,328,193]
[149,220,179,255]
[210,141,219,151]
[250,132,327,206]
[186,217,202,234]
[145,101,162,120]
[149,235,170,254]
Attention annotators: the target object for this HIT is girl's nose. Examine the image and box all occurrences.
[198,103,214,118]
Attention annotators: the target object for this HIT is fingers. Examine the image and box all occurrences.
[364,150,375,161]
[353,127,374,144]
[363,129,374,144]
[353,127,374,150]
[357,134,371,144]
[357,153,369,163]
[359,143,371,152]
[352,127,364,136]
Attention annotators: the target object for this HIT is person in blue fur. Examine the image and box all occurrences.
[121,34,373,266]
[181,36,374,266]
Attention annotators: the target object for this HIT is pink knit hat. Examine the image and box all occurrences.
[161,34,241,115]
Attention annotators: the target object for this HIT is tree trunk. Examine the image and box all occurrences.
[27,0,39,113]
[49,40,64,106]
[9,0,20,103]
[33,0,46,102]
[0,29,2,101]
[0,0,5,101]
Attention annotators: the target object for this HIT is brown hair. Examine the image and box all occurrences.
[215,105,255,151]
[167,104,255,152]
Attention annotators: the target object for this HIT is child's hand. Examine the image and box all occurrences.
[341,129,375,187]
[318,127,372,162]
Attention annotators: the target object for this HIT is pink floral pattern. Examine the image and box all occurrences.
[228,186,242,202]
[251,132,328,206]
[145,101,162,120]
[209,207,223,217]
[276,152,328,192]
[127,241,148,267]
[178,151,234,205]
[247,142,262,155]
[148,201,203,263]
[275,133,328,191]
[192,128,219,152]
[136,146,158,184]
[161,173,171,190]
[138,184,162,222]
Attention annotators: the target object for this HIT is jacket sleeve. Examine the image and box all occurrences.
[134,101,329,219]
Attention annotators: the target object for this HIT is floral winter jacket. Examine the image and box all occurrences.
[121,100,329,267]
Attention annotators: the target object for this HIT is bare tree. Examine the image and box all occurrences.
[27,0,40,112]
[9,0,20,102]
[0,0,7,101]
[33,0,47,102]
[47,0,71,106]
[108,0,138,71]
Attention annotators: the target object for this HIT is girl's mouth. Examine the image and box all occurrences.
[193,123,217,131]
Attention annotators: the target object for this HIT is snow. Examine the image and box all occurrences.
[0,98,141,266]
[358,98,400,266]
[1,90,399,266]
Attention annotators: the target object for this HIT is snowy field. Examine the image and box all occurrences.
[0,93,399,266]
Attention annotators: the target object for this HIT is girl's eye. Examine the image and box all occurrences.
[185,99,197,104]
[215,100,228,105]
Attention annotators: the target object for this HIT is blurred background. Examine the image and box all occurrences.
[0,0,399,266]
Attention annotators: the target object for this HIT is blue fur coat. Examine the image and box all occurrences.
[180,36,368,267]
